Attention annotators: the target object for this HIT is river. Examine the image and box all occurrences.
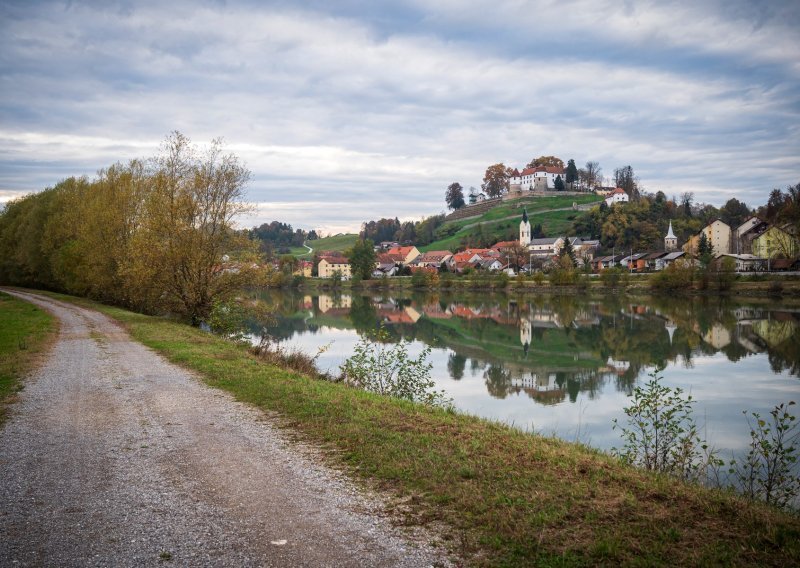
[245,289,800,460]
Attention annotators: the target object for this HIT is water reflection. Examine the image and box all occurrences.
[246,289,800,451]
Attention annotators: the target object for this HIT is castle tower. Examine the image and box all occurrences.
[520,207,531,247]
[665,220,677,252]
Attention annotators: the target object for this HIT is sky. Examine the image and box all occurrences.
[1,0,798,235]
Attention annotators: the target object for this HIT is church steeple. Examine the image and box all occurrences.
[520,207,531,246]
[665,220,677,252]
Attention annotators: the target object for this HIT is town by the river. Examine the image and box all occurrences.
[249,289,800,460]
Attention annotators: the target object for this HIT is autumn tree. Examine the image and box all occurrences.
[445,182,465,210]
[129,132,256,324]
[481,163,510,198]
[526,155,564,169]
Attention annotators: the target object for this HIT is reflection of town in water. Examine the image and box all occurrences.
[253,290,800,405]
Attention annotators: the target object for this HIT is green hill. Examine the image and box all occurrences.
[290,233,359,257]
[421,194,602,252]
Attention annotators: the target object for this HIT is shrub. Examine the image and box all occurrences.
[729,401,799,510]
[600,267,622,288]
[340,326,449,406]
[613,370,720,481]
[652,262,695,291]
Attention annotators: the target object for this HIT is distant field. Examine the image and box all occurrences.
[292,233,359,256]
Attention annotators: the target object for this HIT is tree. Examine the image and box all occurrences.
[697,232,714,266]
[307,229,319,240]
[531,223,544,238]
[719,198,750,228]
[554,175,565,191]
[348,238,377,280]
[614,165,639,200]
[128,132,256,325]
[481,163,510,198]
[559,237,576,266]
[565,159,578,187]
[526,155,564,169]
[445,182,465,210]
[681,192,694,217]
[581,161,602,190]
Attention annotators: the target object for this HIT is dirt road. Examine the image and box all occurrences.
[0,291,448,567]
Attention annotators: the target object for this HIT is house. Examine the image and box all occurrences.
[641,252,667,271]
[416,250,453,269]
[620,252,648,270]
[509,166,567,191]
[477,258,504,271]
[751,225,799,260]
[604,188,629,207]
[683,219,732,255]
[592,254,626,271]
[318,256,352,279]
[734,216,769,255]
[528,237,565,257]
[378,241,400,250]
[293,260,313,277]
[655,251,687,271]
[714,253,766,272]
[386,245,421,265]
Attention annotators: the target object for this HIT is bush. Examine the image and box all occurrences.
[729,401,799,510]
[600,267,622,288]
[340,326,449,406]
[652,262,695,291]
[613,370,720,482]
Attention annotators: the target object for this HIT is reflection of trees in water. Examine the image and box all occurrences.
[448,353,466,380]
[250,291,800,395]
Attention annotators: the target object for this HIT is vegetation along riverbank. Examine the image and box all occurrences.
[10,289,799,567]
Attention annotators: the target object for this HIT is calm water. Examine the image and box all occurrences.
[247,289,800,457]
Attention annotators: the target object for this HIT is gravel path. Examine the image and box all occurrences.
[0,291,450,567]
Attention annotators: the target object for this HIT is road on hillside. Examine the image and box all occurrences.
[0,290,448,568]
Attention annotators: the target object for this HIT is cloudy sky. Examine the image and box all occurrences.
[1,0,798,234]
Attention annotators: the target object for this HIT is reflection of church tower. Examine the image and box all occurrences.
[665,221,678,252]
[520,208,531,246]
[520,316,532,355]
[665,320,677,344]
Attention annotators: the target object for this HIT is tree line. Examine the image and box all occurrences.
[0,132,257,324]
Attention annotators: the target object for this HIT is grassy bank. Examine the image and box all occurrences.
[0,291,57,423]
[33,291,800,565]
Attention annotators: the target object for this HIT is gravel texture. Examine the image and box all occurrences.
[0,291,450,567]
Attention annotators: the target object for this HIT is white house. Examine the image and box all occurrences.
[604,188,629,206]
[509,166,566,191]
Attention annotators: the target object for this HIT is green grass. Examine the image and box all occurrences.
[0,291,57,423]
[35,291,800,566]
[421,194,602,252]
[292,233,359,257]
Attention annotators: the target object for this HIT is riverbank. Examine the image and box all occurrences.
[0,291,57,424]
[299,273,800,298]
[12,289,798,566]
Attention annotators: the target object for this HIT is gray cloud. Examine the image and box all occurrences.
[1,0,798,232]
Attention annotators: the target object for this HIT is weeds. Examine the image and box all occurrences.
[250,332,330,380]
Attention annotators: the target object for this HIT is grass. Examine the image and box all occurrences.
[29,291,800,566]
[292,233,359,257]
[0,291,57,423]
[422,195,601,252]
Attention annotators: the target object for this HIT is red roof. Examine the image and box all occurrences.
[320,255,349,265]
[606,188,627,196]
[387,246,417,257]
[492,241,519,250]
[519,166,565,176]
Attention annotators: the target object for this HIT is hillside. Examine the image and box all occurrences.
[291,233,359,257]
[420,194,602,252]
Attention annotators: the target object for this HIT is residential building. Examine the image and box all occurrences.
[734,216,769,254]
[655,251,687,271]
[683,219,732,255]
[604,188,629,206]
[751,225,799,259]
[386,245,421,265]
[416,250,453,269]
[318,256,352,279]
